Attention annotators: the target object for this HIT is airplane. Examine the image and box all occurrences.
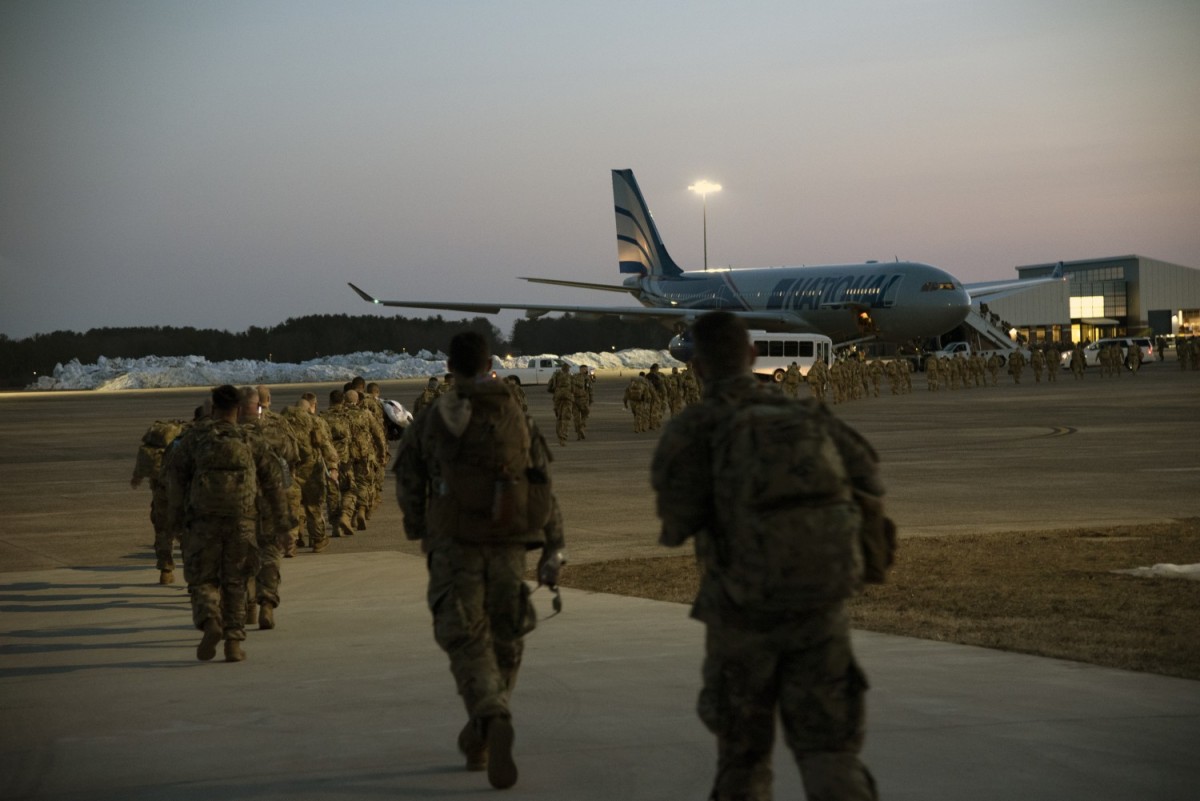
[350,169,1061,348]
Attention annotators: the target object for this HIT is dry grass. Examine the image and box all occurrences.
[559,518,1200,680]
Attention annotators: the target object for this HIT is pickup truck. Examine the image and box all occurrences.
[491,356,568,386]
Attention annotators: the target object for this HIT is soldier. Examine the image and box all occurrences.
[987,353,1001,386]
[1008,349,1025,384]
[1070,343,1086,379]
[651,311,889,801]
[281,393,339,553]
[806,358,828,403]
[239,386,299,630]
[504,375,528,413]
[623,372,650,432]
[1031,348,1045,384]
[166,384,291,663]
[395,332,565,790]
[646,364,667,429]
[866,359,882,397]
[667,366,685,415]
[321,390,357,538]
[782,362,803,399]
[131,416,187,584]
[924,353,940,391]
[413,377,441,417]
[570,364,592,440]
[546,363,574,446]
[680,366,702,406]
[1046,345,1060,383]
[343,388,384,530]
[1127,342,1143,375]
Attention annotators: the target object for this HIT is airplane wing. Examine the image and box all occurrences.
[348,283,814,331]
[964,263,1065,303]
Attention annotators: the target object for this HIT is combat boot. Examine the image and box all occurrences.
[196,619,222,661]
[224,640,246,662]
[259,603,275,630]
[354,508,368,531]
[457,720,487,772]
[484,715,517,790]
[246,601,258,626]
[159,569,174,585]
[312,537,329,553]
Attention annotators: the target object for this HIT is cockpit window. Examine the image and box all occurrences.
[921,281,957,292]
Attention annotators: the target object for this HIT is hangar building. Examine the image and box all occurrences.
[982,255,1200,346]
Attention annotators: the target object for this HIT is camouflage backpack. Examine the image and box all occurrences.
[707,395,864,611]
[627,378,646,402]
[134,419,185,480]
[322,408,353,463]
[187,425,259,519]
[426,382,552,544]
[280,406,316,466]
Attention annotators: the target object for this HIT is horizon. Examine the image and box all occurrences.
[3,1,1198,340]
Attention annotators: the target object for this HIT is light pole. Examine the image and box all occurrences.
[688,179,721,271]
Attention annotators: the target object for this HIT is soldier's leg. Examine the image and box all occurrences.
[302,469,329,551]
[150,483,175,582]
[698,625,780,801]
[285,482,303,555]
[555,400,569,444]
[184,523,222,631]
[485,546,535,702]
[255,519,283,613]
[338,467,358,536]
[353,460,372,530]
[779,608,877,801]
[219,520,258,660]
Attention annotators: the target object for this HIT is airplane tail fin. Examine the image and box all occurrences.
[612,169,683,278]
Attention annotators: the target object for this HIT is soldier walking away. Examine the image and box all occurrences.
[624,372,651,432]
[166,385,292,663]
[396,332,565,790]
[131,416,187,584]
[281,393,340,553]
[651,311,893,801]
[1071,343,1086,379]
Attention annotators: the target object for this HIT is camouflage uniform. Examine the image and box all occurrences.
[666,367,684,415]
[413,379,441,417]
[321,402,358,537]
[546,365,574,445]
[166,419,290,646]
[395,376,564,785]
[924,355,940,391]
[1070,345,1086,379]
[1031,348,1045,383]
[782,363,803,399]
[243,408,300,611]
[623,374,651,432]
[806,360,828,403]
[651,374,882,801]
[131,419,186,582]
[281,403,339,552]
[646,366,667,429]
[1008,350,1025,384]
[681,368,702,406]
[570,367,592,440]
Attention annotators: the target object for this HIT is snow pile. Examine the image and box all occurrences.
[33,348,681,391]
[1112,563,1200,581]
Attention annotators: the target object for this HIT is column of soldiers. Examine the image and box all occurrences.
[622,363,699,433]
[132,376,394,663]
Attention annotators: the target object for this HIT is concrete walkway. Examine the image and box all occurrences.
[3,552,1198,800]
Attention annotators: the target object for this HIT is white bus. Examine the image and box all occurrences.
[749,330,834,382]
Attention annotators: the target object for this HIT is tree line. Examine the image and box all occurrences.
[0,313,672,388]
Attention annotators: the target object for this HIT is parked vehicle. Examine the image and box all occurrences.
[492,356,569,385]
[748,331,834,382]
[1059,338,1154,368]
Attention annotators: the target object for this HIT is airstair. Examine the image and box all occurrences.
[963,305,1019,352]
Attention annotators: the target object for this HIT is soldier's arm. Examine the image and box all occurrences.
[650,410,714,547]
[393,416,431,541]
[253,438,293,530]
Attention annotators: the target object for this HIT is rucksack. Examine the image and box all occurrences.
[627,379,646,401]
[708,395,864,611]
[134,420,185,481]
[188,425,258,519]
[426,383,552,543]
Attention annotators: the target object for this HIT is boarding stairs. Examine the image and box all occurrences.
[964,306,1019,352]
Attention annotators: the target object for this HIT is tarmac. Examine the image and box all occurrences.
[2,361,1199,799]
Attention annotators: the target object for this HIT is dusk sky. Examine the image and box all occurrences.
[2,0,1198,341]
